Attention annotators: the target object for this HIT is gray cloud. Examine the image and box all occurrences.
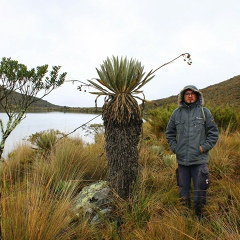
[1,0,239,107]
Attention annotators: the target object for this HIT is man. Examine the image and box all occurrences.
[165,85,219,219]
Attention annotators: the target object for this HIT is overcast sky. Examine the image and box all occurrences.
[1,0,239,107]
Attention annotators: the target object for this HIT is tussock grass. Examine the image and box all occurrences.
[1,172,75,239]
[209,131,240,179]
[0,136,107,239]
[0,130,240,239]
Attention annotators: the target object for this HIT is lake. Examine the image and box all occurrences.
[0,112,102,158]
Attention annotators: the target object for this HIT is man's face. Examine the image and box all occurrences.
[184,90,198,104]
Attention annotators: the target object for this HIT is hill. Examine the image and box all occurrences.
[147,75,240,109]
[0,89,102,113]
[0,90,60,109]
[2,75,239,113]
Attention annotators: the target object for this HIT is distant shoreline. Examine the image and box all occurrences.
[0,106,103,114]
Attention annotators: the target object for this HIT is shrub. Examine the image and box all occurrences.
[208,104,240,132]
[27,129,66,154]
[144,104,240,136]
[144,104,177,139]
[82,123,105,143]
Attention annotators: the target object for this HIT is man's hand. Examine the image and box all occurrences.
[200,146,204,153]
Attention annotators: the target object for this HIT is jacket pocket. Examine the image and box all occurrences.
[174,120,185,157]
[192,118,205,133]
[175,120,183,133]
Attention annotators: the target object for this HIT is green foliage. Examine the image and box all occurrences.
[144,104,240,136]
[0,57,67,95]
[88,54,190,124]
[208,104,240,132]
[89,56,154,125]
[0,57,67,159]
[88,54,190,199]
[144,103,177,138]
[82,123,104,143]
[28,129,65,153]
[89,53,191,97]
[89,56,155,96]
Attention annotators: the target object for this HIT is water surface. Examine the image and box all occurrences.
[0,112,102,158]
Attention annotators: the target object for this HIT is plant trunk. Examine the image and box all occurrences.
[0,148,3,159]
[104,119,142,199]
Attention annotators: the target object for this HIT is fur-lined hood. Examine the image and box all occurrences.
[177,85,204,106]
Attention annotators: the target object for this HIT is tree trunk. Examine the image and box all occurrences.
[0,148,3,159]
[104,119,142,199]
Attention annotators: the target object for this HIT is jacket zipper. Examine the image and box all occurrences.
[186,106,191,166]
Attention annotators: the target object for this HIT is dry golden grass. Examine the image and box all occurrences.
[0,137,107,239]
[1,173,75,239]
[0,131,240,239]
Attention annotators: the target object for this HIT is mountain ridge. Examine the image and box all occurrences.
[4,75,239,111]
[148,75,240,110]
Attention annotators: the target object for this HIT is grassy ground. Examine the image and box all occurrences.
[0,126,240,239]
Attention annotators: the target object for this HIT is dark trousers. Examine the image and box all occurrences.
[177,163,209,210]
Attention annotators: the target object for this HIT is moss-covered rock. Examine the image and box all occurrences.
[73,181,113,224]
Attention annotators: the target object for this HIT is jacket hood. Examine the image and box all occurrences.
[178,85,204,106]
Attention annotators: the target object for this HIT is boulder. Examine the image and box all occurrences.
[73,181,113,224]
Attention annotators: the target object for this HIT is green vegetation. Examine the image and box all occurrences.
[26,106,103,114]
[145,104,240,135]
[149,75,240,110]
[209,104,240,132]
[0,103,239,239]
[0,57,67,158]
[88,54,191,199]
[0,53,239,238]
[144,104,178,139]
[89,56,152,199]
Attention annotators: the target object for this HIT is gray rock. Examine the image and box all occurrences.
[73,181,113,224]
[90,208,113,225]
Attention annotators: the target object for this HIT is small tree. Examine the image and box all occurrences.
[0,57,67,158]
[87,54,192,199]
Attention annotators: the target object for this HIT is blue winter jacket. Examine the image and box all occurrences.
[165,85,219,166]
